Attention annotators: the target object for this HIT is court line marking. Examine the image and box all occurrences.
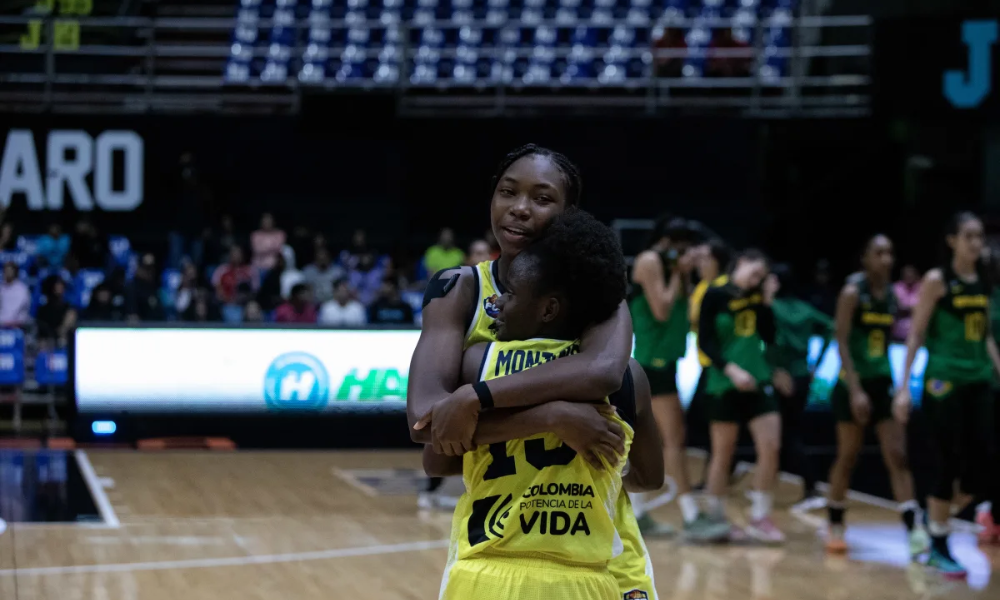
[331,467,381,497]
[75,450,121,529]
[0,538,450,577]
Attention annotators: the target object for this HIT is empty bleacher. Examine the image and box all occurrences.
[225,0,798,87]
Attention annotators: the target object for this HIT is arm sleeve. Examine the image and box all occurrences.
[757,302,776,344]
[697,288,727,367]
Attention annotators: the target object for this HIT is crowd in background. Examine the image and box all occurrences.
[0,207,504,347]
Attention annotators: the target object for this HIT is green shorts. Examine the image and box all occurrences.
[831,376,894,424]
[708,388,778,423]
[642,364,678,396]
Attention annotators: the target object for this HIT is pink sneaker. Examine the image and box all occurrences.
[976,510,1000,545]
[746,517,786,545]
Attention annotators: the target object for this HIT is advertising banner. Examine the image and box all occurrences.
[73,326,931,415]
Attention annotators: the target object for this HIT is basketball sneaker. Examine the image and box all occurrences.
[976,510,1000,544]
[746,516,786,544]
[908,527,931,558]
[636,513,677,538]
[684,513,732,542]
[926,548,967,580]
[825,524,848,554]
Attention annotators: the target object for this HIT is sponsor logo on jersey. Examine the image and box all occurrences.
[484,293,500,318]
[624,590,649,600]
[925,379,953,398]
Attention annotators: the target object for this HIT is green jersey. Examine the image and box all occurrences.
[698,282,775,396]
[769,296,833,378]
[924,266,993,385]
[630,250,689,369]
[844,273,895,380]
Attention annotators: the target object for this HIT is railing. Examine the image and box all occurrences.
[0,12,872,116]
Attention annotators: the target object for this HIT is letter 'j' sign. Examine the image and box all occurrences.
[944,20,998,108]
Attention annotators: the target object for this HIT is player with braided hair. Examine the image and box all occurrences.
[409,144,660,599]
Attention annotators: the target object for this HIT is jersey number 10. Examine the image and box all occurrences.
[467,440,578,546]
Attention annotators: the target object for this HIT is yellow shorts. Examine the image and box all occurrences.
[440,555,619,600]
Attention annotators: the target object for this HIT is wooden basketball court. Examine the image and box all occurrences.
[1,450,997,600]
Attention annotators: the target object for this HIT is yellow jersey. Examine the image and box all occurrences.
[455,338,633,565]
[690,275,729,367]
[439,260,658,600]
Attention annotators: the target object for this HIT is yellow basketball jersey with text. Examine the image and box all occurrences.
[455,338,633,565]
[466,260,503,347]
[441,260,658,600]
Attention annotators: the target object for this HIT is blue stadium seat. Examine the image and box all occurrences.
[225,0,263,83]
[35,350,68,386]
[16,235,39,257]
[0,251,32,277]
[759,5,791,81]
[299,4,333,83]
[108,236,132,268]
[71,269,105,309]
[261,1,298,82]
[0,329,25,386]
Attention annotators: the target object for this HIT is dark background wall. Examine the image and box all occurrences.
[0,108,990,284]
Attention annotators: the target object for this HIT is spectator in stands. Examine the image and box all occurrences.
[0,222,17,252]
[257,253,289,312]
[652,24,686,77]
[707,28,752,77]
[319,278,367,327]
[81,283,123,322]
[275,283,317,324]
[288,226,314,268]
[212,245,258,306]
[251,212,286,271]
[302,247,344,305]
[807,258,836,315]
[36,275,76,347]
[182,289,221,322]
[893,264,922,342]
[0,262,30,327]
[424,227,465,275]
[36,223,70,269]
[367,277,414,325]
[170,151,212,269]
[69,218,108,271]
[466,239,492,266]
[173,262,203,316]
[209,214,241,266]
[125,253,164,322]
[340,228,370,271]
[244,300,265,323]
[349,251,385,306]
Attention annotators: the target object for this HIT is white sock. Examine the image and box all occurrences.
[679,493,700,524]
[978,501,993,514]
[899,500,920,512]
[629,492,646,519]
[706,494,724,517]
[928,521,950,537]
[749,490,773,522]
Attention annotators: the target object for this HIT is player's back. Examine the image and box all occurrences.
[440,337,633,600]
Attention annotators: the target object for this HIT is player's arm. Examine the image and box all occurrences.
[622,360,665,492]
[406,267,476,446]
[420,344,627,473]
[835,283,862,393]
[986,296,1000,379]
[900,270,944,384]
[632,250,682,322]
[893,269,945,422]
[697,287,727,368]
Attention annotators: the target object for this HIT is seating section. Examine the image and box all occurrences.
[224,0,796,85]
